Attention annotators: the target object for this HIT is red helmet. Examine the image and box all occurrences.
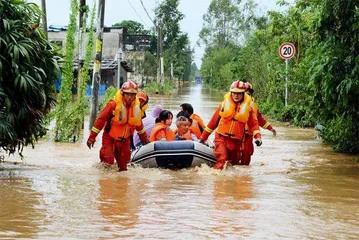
[137,90,149,104]
[121,80,138,93]
[244,82,253,90]
[230,80,246,93]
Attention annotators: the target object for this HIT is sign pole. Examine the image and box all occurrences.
[285,59,288,107]
[279,42,295,107]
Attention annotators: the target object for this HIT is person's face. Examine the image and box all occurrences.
[178,120,190,135]
[165,115,173,127]
[231,92,244,103]
[123,92,137,105]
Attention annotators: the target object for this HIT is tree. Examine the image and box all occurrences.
[155,0,191,80]
[113,20,149,35]
[0,0,60,154]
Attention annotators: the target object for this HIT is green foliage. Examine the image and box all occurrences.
[99,86,116,110]
[113,20,150,35]
[200,0,359,153]
[321,117,359,154]
[144,81,174,95]
[155,0,192,80]
[54,0,96,142]
[70,2,96,141]
[54,0,78,142]
[0,0,60,154]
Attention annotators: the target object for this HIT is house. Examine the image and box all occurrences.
[48,25,134,95]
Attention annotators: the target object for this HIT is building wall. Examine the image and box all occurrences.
[125,51,146,86]
[48,30,122,60]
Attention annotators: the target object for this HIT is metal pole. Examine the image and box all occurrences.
[285,59,288,107]
[41,0,48,39]
[89,0,105,129]
[117,52,120,89]
[156,25,160,84]
[160,26,165,86]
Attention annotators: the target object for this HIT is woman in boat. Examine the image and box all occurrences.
[175,116,199,141]
[149,110,175,142]
[133,104,163,148]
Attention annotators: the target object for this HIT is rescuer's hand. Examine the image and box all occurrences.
[86,138,95,149]
[271,128,277,137]
[254,138,262,147]
[199,139,206,145]
[142,139,150,145]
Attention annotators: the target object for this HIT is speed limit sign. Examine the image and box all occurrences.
[279,42,296,59]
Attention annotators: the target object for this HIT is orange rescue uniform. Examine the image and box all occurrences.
[241,100,273,165]
[200,93,261,169]
[149,123,176,142]
[88,92,148,170]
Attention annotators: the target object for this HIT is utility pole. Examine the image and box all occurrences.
[89,0,105,129]
[76,0,86,103]
[159,25,165,86]
[156,25,160,84]
[41,0,48,39]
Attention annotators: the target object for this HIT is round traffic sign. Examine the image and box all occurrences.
[279,42,296,59]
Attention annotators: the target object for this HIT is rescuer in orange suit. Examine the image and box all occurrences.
[86,80,149,171]
[240,82,277,165]
[199,80,262,170]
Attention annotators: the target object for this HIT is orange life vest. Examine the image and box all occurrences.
[175,130,193,140]
[216,92,251,139]
[191,113,205,131]
[245,97,258,132]
[149,123,176,142]
[108,91,142,140]
[140,103,148,119]
[189,120,202,139]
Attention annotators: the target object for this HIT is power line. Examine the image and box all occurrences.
[126,0,148,28]
[139,0,156,27]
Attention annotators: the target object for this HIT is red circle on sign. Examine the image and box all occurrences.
[279,42,296,59]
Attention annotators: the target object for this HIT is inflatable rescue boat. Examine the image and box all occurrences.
[130,140,216,169]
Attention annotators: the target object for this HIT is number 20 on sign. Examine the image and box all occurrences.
[279,42,295,59]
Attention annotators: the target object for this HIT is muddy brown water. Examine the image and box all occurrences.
[1,84,358,239]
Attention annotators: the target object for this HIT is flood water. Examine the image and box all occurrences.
[1,84,358,239]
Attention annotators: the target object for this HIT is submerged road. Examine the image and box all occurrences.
[1,84,358,239]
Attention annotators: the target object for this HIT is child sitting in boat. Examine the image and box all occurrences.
[149,110,175,142]
[175,116,199,141]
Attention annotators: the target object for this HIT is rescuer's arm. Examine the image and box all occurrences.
[199,105,221,143]
[248,108,262,146]
[87,101,116,149]
[257,110,276,136]
[135,121,149,145]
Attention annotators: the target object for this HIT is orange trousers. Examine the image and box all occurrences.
[213,132,241,170]
[240,134,254,165]
[100,131,131,171]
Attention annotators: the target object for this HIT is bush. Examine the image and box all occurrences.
[144,80,175,95]
[99,86,117,110]
[321,117,359,154]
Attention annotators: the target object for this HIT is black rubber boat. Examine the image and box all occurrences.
[130,140,216,169]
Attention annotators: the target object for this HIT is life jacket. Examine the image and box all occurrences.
[189,120,202,139]
[175,130,193,140]
[140,103,148,119]
[108,91,142,140]
[249,96,258,113]
[191,113,204,132]
[245,97,258,132]
[149,123,176,142]
[216,92,251,139]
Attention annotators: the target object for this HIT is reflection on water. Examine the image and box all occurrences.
[213,175,253,211]
[1,83,358,239]
[0,171,44,239]
[98,175,142,238]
